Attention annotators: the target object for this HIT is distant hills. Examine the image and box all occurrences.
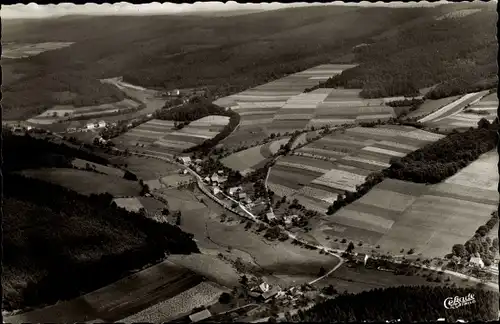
[2,2,496,119]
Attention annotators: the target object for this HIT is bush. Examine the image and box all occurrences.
[219,292,232,304]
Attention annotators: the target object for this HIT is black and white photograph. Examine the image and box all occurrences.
[1,1,499,323]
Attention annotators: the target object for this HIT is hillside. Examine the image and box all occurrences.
[2,131,200,310]
[3,4,494,119]
[321,4,497,98]
[294,286,498,322]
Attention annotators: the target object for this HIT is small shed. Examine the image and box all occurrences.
[189,309,212,323]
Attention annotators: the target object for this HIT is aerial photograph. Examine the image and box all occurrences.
[1,1,499,323]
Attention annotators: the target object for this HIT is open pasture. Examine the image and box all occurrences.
[268,125,444,214]
[315,152,498,257]
[19,168,141,197]
[72,158,125,177]
[117,155,179,181]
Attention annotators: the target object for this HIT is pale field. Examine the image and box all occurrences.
[296,185,339,204]
[361,146,407,157]
[275,160,331,174]
[120,281,226,323]
[312,169,366,192]
[435,8,481,20]
[221,145,266,172]
[113,197,144,212]
[19,168,141,197]
[406,95,461,119]
[355,189,417,212]
[189,115,230,126]
[444,150,499,191]
[267,182,297,198]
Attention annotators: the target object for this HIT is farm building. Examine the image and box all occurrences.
[211,173,220,183]
[229,186,243,196]
[260,287,281,301]
[355,253,370,266]
[86,122,96,130]
[97,120,107,128]
[284,215,299,225]
[189,309,212,323]
[239,192,247,200]
[259,282,270,293]
[469,256,485,268]
[204,176,211,183]
[213,187,221,195]
[266,212,276,222]
[179,156,192,165]
[217,170,224,175]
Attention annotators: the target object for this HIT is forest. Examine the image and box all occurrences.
[2,130,200,310]
[294,286,498,322]
[386,119,498,183]
[307,5,497,99]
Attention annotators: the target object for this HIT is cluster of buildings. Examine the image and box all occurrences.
[85,120,108,130]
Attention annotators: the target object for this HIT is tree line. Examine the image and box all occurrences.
[293,286,498,322]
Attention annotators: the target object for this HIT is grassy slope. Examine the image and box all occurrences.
[0,5,460,119]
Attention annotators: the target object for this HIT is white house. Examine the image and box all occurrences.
[284,215,298,225]
[97,120,107,128]
[239,192,247,200]
[266,212,276,222]
[229,186,243,196]
[213,187,221,195]
[86,122,96,130]
[469,256,485,268]
[259,282,270,293]
[179,156,192,165]
[210,173,220,183]
[204,176,211,183]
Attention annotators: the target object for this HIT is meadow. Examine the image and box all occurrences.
[267,125,445,213]
[311,150,498,258]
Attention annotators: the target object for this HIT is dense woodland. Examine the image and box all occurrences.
[2,130,199,310]
[4,3,495,119]
[294,286,498,322]
[387,119,498,183]
[306,5,497,99]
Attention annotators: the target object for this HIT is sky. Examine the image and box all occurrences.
[1,1,460,19]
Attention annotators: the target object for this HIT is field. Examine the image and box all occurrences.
[3,260,205,323]
[216,65,399,146]
[113,155,179,181]
[26,99,141,125]
[113,197,144,212]
[19,168,141,197]
[120,281,227,323]
[268,125,445,213]
[311,150,498,258]
[406,95,461,119]
[114,116,229,156]
[419,90,493,128]
[2,41,74,59]
[221,137,290,173]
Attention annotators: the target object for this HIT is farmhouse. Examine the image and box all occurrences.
[238,192,247,200]
[189,309,212,323]
[355,253,370,266]
[259,282,270,293]
[86,122,96,130]
[204,176,211,183]
[211,173,220,183]
[213,186,221,195]
[266,212,276,222]
[284,215,299,225]
[229,186,243,196]
[97,120,107,128]
[217,170,224,175]
[179,156,192,165]
[260,287,281,301]
[469,256,485,268]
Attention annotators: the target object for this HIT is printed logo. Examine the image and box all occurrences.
[444,293,476,309]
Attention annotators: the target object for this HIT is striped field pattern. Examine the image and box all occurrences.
[317,152,498,258]
[268,125,445,214]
